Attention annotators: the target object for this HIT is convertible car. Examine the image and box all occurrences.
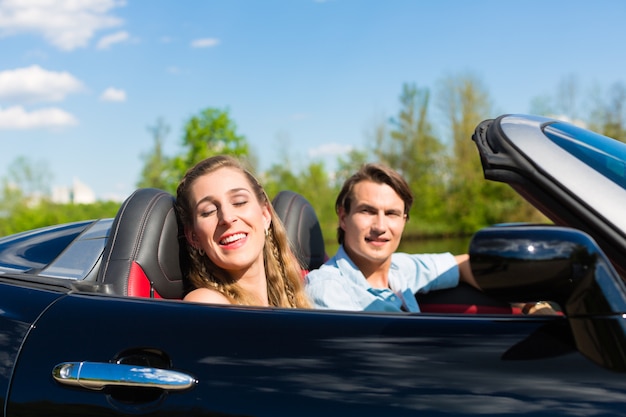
[0,114,625,416]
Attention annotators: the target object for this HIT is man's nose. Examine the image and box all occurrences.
[371,212,386,231]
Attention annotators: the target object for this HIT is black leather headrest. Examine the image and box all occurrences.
[96,188,186,298]
[272,190,326,271]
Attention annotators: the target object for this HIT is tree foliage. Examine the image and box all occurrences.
[181,108,248,161]
[137,117,171,191]
[5,75,626,241]
[435,72,542,232]
[165,107,250,194]
[335,148,369,188]
[589,81,626,142]
[6,156,52,197]
[264,149,339,244]
[0,198,120,236]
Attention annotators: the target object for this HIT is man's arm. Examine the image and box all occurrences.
[454,254,481,290]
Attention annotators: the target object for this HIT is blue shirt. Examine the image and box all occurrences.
[304,245,460,312]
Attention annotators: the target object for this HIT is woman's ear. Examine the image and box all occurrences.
[263,204,272,230]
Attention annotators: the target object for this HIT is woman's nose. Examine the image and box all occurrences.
[218,207,236,225]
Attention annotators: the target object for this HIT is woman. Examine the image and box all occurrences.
[176,155,310,308]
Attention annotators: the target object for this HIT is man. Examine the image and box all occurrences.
[304,163,480,312]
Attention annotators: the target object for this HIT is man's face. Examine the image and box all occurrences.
[339,180,407,271]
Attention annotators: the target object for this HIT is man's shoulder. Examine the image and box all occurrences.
[305,261,341,281]
[305,249,360,289]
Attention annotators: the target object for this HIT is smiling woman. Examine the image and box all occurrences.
[175,155,310,308]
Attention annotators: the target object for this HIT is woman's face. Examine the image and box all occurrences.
[185,166,271,280]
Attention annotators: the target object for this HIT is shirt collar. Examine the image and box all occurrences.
[333,245,370,288]
[333,245,401,289]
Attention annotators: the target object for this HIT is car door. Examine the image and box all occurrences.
[0,282,65,415]
[7,291,626,417]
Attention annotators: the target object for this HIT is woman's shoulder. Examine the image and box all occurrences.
[184,287,232,305]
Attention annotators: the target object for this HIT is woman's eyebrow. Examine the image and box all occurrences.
[195,195,216,209]
[195,188,251,208]
[226,187,251,195]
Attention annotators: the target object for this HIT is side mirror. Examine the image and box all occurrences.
[469,224,593,307]
[469,224,626,371]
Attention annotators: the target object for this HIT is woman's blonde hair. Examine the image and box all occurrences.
[176,155,310,308]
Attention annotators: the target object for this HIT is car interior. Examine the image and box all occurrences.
[94,188,330,300]
[91,187,518,314]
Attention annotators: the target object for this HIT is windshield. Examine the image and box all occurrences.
[544,123,626,190]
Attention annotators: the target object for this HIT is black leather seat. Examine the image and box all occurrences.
[95,188,325,299]
[95,188,186,298]
[271,190,327,271]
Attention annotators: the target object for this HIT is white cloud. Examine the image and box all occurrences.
[0,105,77,129]
[308,143,353,158]
[0,0,126,51]
[100,87,126,102]
[96,30,129,49]
[191,38,220,48]
[0,65,84,104]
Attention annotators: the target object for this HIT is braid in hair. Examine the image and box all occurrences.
[187,242,257,305]
[263,209,311,308]
[272,231,297,307]
[264,227,289,306]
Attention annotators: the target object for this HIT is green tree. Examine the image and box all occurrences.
[7,156,52,198]
[137,117,171,190]
[529,74,583,122]
[0,157,120,236]
[334,148,369,188]
[166,107,250,193]
[263,133,301,198]
[264,147,339,247]
[0,157,51,235]
[437,73,544,231]
[297,161,338,243]
[373,83,447,231]
[554,74,582,121]
[1,201,120,236]
[0,179,25,234]
[589,81,626,142]
[264,163,301,199]
[529,75,626,141]
[437,73,490,179]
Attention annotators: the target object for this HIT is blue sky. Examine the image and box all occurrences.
[1,0,625,201]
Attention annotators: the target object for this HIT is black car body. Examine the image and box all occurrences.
[0,114,625,416]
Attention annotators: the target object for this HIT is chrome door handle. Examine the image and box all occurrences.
[52,361,197,391]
